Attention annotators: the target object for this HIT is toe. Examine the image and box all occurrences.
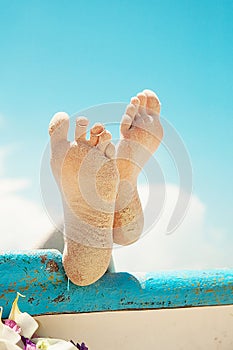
[89,123,105,146]
[125,103,137,119]
[97,130,112,154]
[143,89,161,116]
[49,112,69,142]
[98,130,112,144]
[137,92,147,109]
[120,103,137,136]
[120,114,132,136]
[75,116,89,141]
[130,96,140,108]
[137,92,147,117]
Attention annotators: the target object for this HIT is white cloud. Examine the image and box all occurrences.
[0,144,18,176]
[0,185,52,250]
[0,178,30,193]
[0,147,8,176]
[113,184,232,271]
[0,147,52,250]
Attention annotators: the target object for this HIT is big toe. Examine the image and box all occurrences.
[49,112,69,143]
[143,89,161,116]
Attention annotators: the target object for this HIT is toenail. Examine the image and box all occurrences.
[131,97,140,104]
[76,117,89,127]
[94,127,106,137]
[91,124,105,136]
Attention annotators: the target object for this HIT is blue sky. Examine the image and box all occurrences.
[0,0,232,263]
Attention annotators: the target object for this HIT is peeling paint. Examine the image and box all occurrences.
[40,255,47,264]
[30,278,37,283]
[46,260,59,273]
[52,294,65,303]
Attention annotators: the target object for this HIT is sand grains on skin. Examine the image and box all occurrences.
[49,113,119,286]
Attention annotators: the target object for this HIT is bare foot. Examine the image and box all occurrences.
[113,89,163,245]
[49,113,119,286]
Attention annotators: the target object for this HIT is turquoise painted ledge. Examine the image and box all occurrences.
[0,250,233,318]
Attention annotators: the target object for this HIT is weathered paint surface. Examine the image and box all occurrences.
[0,250,232,318]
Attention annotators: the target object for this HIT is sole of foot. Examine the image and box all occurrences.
[113,89,163,245]
[49,113,119,286]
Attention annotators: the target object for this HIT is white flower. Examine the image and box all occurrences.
[0,307,21,345]
[8,293,38,339]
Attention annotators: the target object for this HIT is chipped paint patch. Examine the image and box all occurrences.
[46,260,59,273]
[40,255,47,264]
